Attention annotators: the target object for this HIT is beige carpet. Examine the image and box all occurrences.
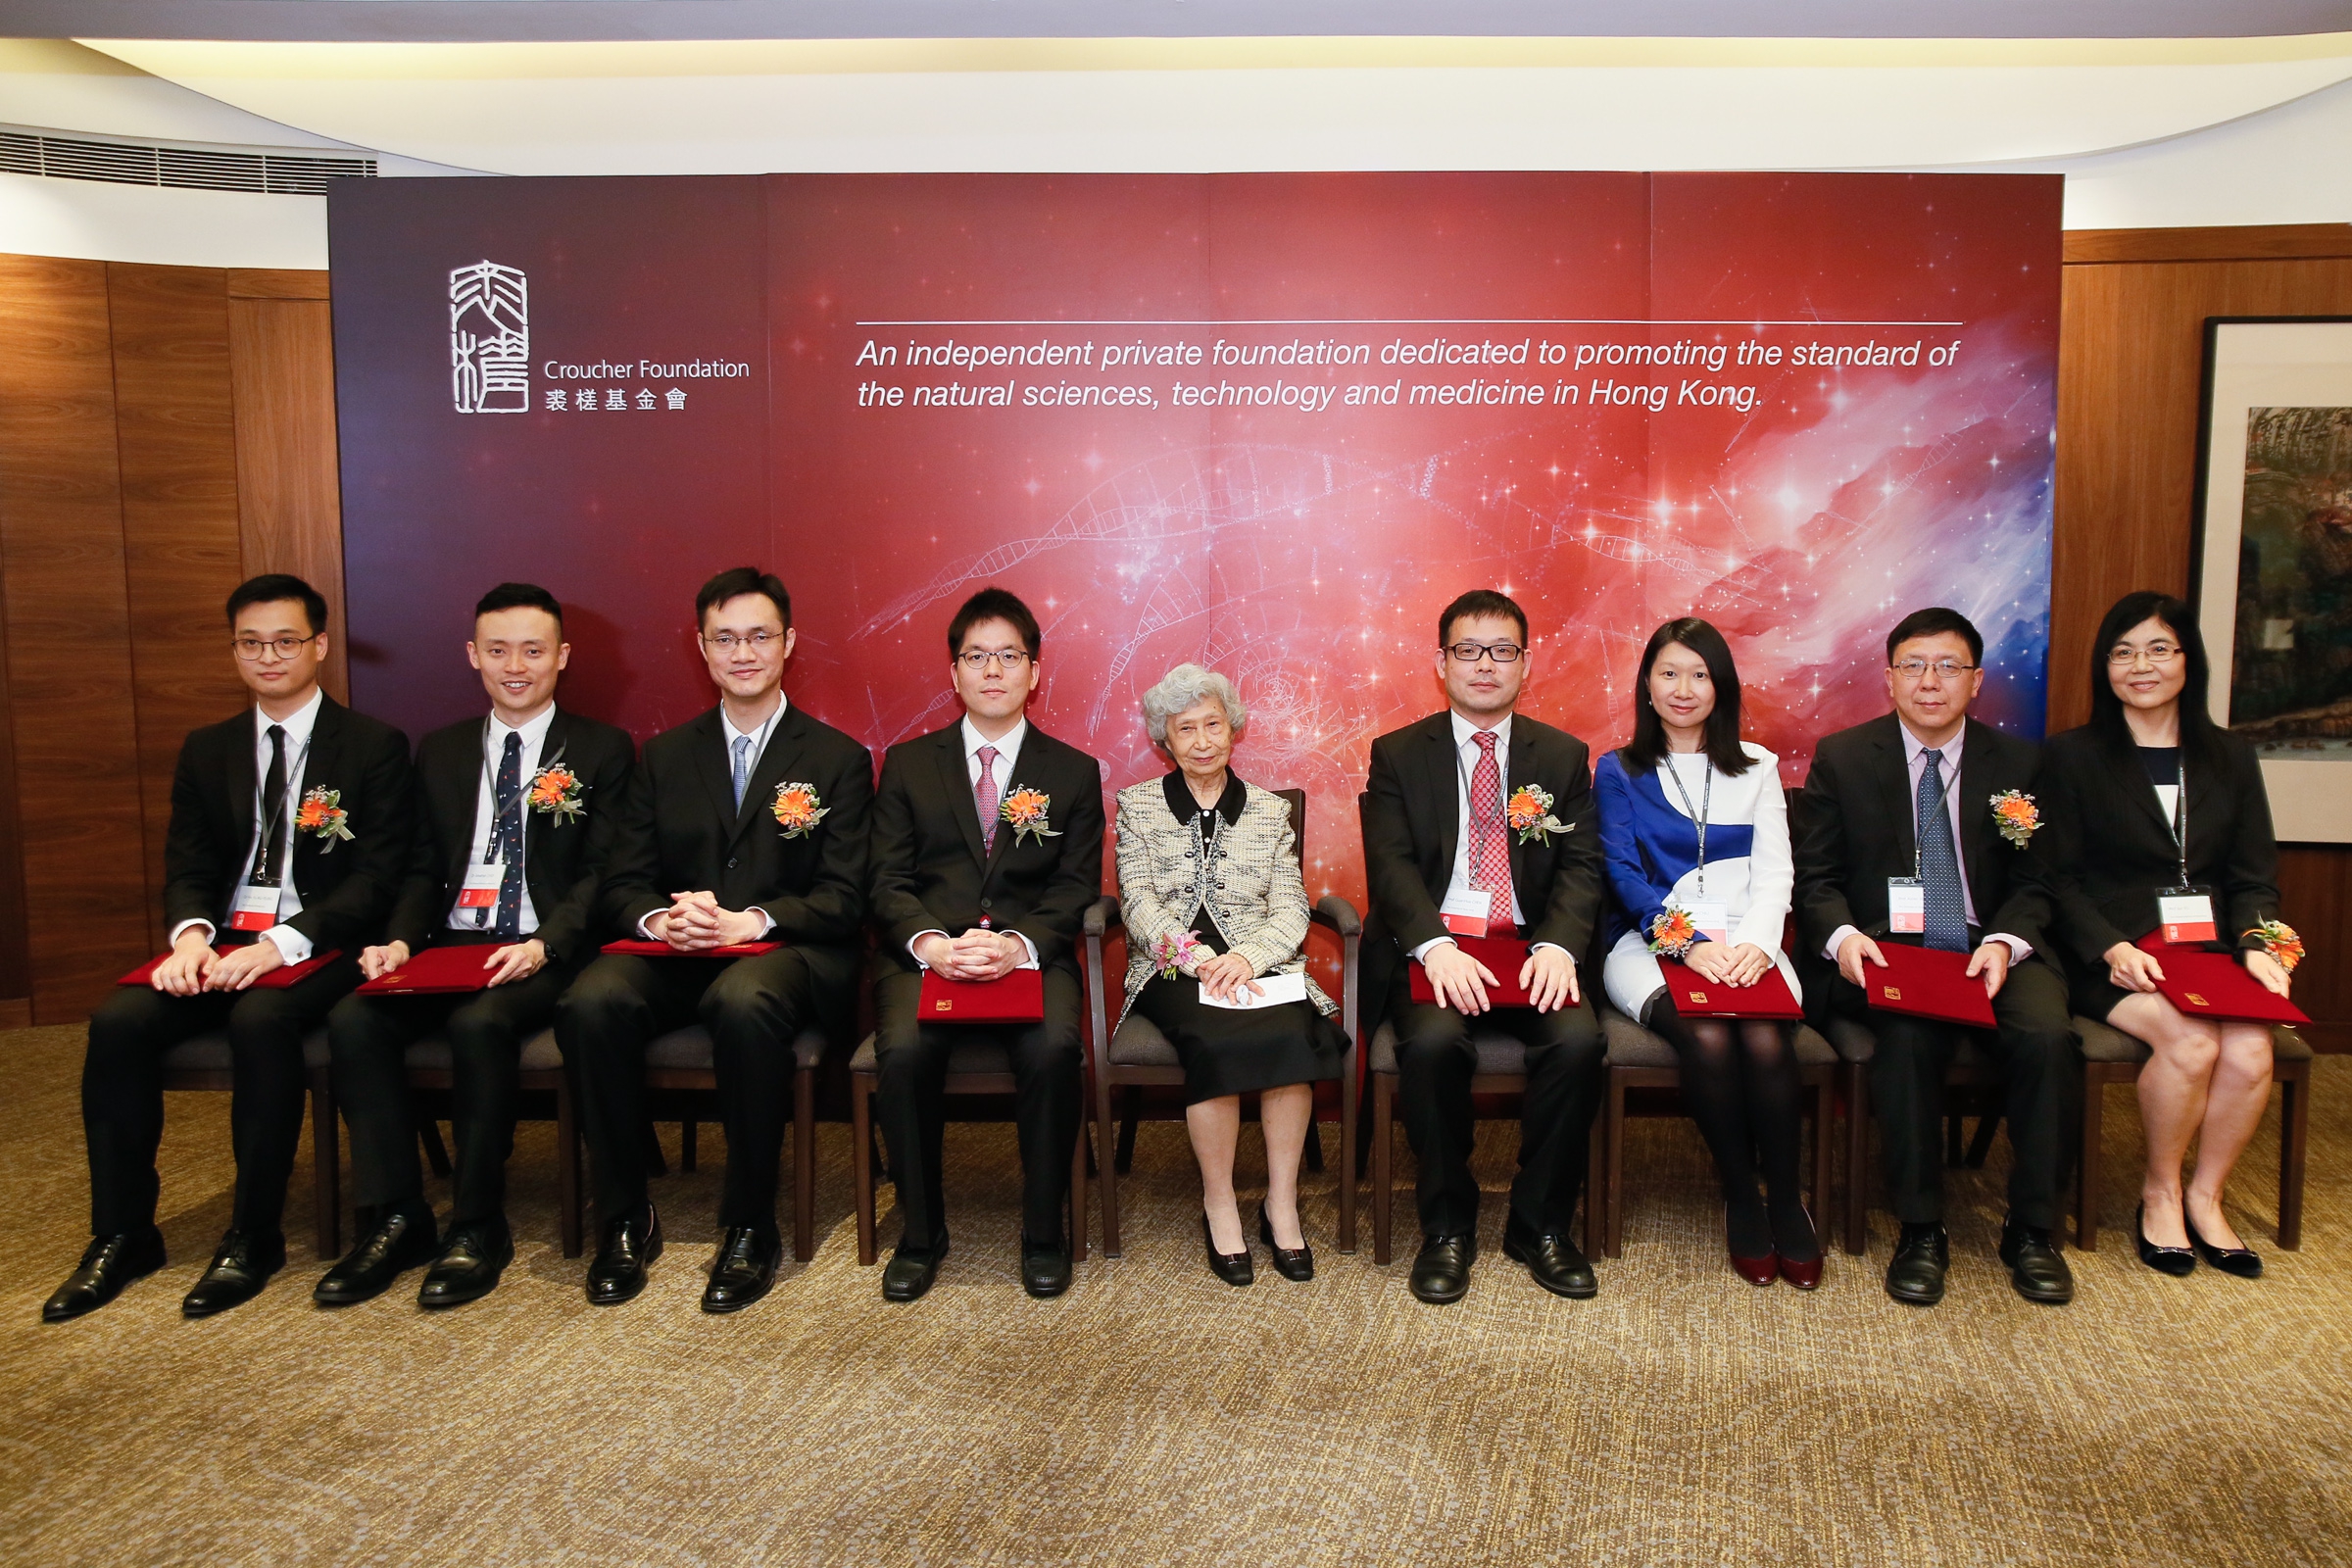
[1,1022,2346,1566]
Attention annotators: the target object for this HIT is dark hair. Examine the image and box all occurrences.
[2088,589,2220,764]
[1438,589,1529,649]
[225,573,326,637]
[1885,607,1983,666]
[1622,617,1756,777]
[473,581,564,628]
[947,587,1041,661]
[695,566,792,629]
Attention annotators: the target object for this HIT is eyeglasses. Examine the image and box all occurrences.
[1890,659,1977,680]
[956,649,1033,671]
[232,635,316,661]
[701,630,783,653]
[2107,641,2182,666]
[1446,642,1524,664]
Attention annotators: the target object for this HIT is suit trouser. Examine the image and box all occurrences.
[1390,980,1605,1238]
[872,966,1084,1255]
[1831,956,2077,1230]
[556,946,854,1233]
[325,944,572,1227]
[80,950,365,1239]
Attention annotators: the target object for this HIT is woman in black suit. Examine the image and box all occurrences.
[2030,591,2297,1278]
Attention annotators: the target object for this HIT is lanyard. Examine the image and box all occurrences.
[2166,755,2190,889]
[1453,730,1508,890]
[248,732,312,887]
[1659,752,1713,896]
[1910,745,1955,880]
[479,719,554,861]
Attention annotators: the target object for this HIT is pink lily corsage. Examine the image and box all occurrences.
[1152,929,1206,979]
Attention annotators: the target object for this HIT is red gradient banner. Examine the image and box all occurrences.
[333,172,2060,904]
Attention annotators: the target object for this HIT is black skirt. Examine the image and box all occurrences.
[1131,973,1342,1104]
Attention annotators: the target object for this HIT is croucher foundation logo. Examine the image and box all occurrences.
[450,261,529,414]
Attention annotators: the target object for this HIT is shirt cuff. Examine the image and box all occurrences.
[744,907,776,938]
[169,918,217,950]
[1409,935,1456,963]
[635,910,663,941]
[261,924,313,965]
[908,929,949,967]
[1824,923,1861,962]
[1985,933,2032,962]
[1528,942,1570,959]
[1007,930,1041,970]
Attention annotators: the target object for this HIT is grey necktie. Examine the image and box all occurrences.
[730,732,754,811]
[1918,749,1968,953]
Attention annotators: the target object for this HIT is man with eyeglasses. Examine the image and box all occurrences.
[865,587,1104,1300]
[1792,606,2076,1307]
[556,566,871,1313]
[1360,588,1607,1304]
[45,574,415,1323]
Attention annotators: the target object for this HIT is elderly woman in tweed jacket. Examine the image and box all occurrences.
[1115,664,1341,1286]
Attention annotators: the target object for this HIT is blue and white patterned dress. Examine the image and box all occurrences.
[1594,743,1801,1020]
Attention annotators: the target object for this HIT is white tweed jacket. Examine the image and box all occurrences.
[1113,776,1338,1026]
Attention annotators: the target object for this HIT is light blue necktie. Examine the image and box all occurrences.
[1918,749,1968,953]
[730,733,754,811]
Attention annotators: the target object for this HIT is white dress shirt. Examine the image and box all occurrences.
[1823,718,2030,963]
[910,715,1040,969]
[171,686,324,964]
[1412,710,1565,963]
[449,703,556,935]
[637,693,788,940]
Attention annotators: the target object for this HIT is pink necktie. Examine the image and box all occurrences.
[976,745,1001,853]
[1470,731,1515,929]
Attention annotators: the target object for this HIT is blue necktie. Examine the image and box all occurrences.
[1918,749,1968,953]
[489,730,525,940]
[730,733,754,812]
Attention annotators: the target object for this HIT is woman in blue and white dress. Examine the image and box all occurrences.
[1594,617,1819,1288]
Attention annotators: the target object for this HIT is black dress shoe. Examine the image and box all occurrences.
[585,1202,662,1305]
[1022,1235,1073,1298]
[1257,1202,1313,1282]
[1503,1222,1598,1299]
[702,1226,779,1313]
[2184,1213,2262,1279]
[2133,1204,2195,1278]
[314,1210,439,1306]
[182,1229,286,1318]
[1884,1222,1949,1305]
[1203,1214,1254,1287]
[417,1221,514,1309]
[1408,1233,1475,1303]
[42,1230,166,1323]
[882,1235,947,1302]
[1998,1217,2077,1304]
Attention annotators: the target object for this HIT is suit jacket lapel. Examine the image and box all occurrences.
[224,709,259,873]
[292,697,345,875]
[934,725,989,869]
[522,709,570,867]
[689,710,739,835]
[1956,719,1993,892]
[1871,718,1917,874]
[981,730,1033,880]
[1505,718,1540,895]
[1427,716,1461,884]
[730,704,807,845]
[2106,729,2177,848]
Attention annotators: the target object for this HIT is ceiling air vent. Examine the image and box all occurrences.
[0,126,376,195]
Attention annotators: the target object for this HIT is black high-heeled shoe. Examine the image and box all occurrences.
[1256,1202,1313,1282]
[2134,1204,2195,1278]
[1202,1213,1253,1287]
[2184,1212,2263,1279]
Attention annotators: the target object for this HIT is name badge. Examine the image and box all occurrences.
[228,881,280,932]
[1683,900,1730,944]
[456,859,506,909]
[1440,886,1492,939]
[2158,888,2217,945]
[1886,878,1926,934]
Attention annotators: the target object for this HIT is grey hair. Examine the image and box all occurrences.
[1141,662,1248,750]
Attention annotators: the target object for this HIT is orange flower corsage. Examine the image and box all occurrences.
[1645,905,1699,958]
[1000,786,1061,847]
[294,786,353,853]
[769,781,829,839]
[526,762,586,824]
[2248,919,2304,974]
[1506,783,1570,846]
[1989,789,2040,848]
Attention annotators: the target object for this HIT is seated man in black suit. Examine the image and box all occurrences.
[868,588,1104,1300]
[556,566,871,1313]
[318,582,634,1309]
[1360,589,1606,1304]
[1792,606,2075,1306]
[45,574,414,1322]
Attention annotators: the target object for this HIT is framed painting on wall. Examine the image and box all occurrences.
[2193,317,2352,843]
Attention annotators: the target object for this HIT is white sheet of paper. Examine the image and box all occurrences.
[1200,971,1309,1010]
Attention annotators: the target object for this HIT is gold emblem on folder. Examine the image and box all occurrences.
[2185,993,2208,1007]
[1883,986,1902,1002]
[934,999,954,1012]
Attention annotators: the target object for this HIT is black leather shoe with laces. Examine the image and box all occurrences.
[183,1228,286,1318]
[1884,1222,1949,1306]
[417,1221,514,1308]
[1998,1216,2076,1303]
[42,1230,167,1323]
[1021,1235,1073,1298]
[314,1209,439,1306]
[1408,1233,1476,1303]
[585,1202,662,1305]
[1503,1220,1598,1299]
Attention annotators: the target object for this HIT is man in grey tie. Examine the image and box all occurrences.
[556,567,872,1313]
[1793,608,2077,1307]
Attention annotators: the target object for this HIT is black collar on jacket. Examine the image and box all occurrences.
[1160,767,1247,831]
[225,693,348,871]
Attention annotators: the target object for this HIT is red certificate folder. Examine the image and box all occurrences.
[355,942,506,996]
[1861,942,1995,1028]
[1657,959,1803,1020]
[2132,934,2310,1025]
[600,939,782,958]
[919,967,1046,1022]
[118,949,343,989]
[1409,936,1535,1008]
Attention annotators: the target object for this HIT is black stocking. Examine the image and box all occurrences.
[1734,1017,1816,1264]
[1646,994,1771,1256]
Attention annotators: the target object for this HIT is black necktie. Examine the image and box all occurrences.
[256,722,287,885]
[489,730,525,939]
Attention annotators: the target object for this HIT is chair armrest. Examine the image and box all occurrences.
[1310,894,1361,938]
[1084,895,1120,938]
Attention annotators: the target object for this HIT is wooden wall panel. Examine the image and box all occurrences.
[228,296,348,702]
[107,264,251,954]
[0,256,156,1021]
